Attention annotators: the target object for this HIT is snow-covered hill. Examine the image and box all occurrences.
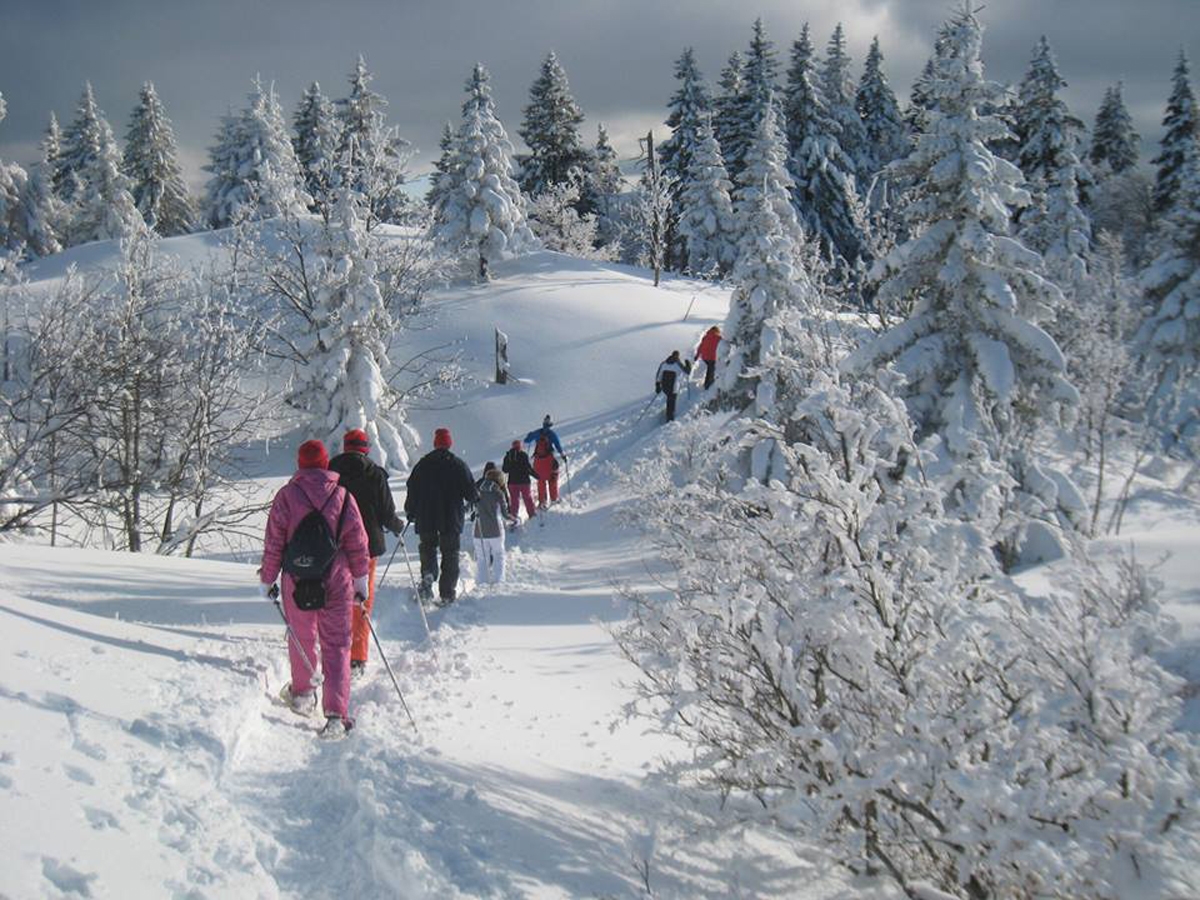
[2,236,1197,898]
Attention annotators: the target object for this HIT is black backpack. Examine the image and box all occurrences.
[282,489,348,611]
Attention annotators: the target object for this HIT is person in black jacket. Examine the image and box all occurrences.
[329,429,404,675]
[404,427,479,604]
[502,439,537,523]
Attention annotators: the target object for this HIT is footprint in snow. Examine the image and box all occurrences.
[83,806,120,831]
[41,857,97,897]
[63,764,95,786]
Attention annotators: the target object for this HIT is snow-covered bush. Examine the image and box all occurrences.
[527,181,600,258]
[618,357,1198,899]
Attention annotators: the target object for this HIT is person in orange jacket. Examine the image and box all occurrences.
[694,325,722,390]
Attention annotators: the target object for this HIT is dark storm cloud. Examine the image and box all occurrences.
[1,0,1196,188]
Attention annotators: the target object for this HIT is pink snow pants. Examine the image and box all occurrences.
[508,482,535,520]
[283,580,352,718]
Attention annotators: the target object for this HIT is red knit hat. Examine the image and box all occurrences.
[343,428,370,454]
[297,439,329,469]
[433,428,453,449]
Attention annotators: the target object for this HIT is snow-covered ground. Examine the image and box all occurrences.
[1,240,1197,898]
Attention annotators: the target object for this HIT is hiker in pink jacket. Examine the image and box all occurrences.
[260,439,370,738]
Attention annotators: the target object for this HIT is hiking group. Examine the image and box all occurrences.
[256,324,714,739]
[258,419,567,738]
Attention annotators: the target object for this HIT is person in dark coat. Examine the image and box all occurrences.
[328,428,404,675]
[404,427,478,603]
[655,350,693,422]
[502,439,537,522]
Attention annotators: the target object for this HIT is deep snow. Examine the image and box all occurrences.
[1,237,1197,898]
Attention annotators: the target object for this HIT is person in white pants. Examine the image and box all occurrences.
[473,464,507,584]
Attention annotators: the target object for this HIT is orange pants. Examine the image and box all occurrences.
[351,557,377,663]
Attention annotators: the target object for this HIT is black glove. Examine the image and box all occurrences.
[655,382,662,394]
[387,514,405,535]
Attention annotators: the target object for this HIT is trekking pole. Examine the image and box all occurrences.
[398,523,435,649]
[272,594,323,686]
[633,394,658,425]
[562,456,571,499]
[374,533,402,592]
[362,606,419,734]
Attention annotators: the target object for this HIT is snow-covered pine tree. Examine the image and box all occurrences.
[724,19,779,184]
[1151,51,1199,214]
[433,63,535,280]
[784,24,867,269]
[676,113,736,279]
[204,77,309,229]
[712,51,744,172]
[855,36,909,186]
[906,56,937,136]
[517,52,590,199]
[293,81,342,218]
[581,123,623,248]
[1138,141,1200,442]
[302,191,417,467]
[1016,36,1092,199]
[0,91,27,254]
[123,82,195,236]
[842,6,1080,568]
[41,112,63,193]
[721,97,813,420]
[424,122,458,212]
[56,83,105,206]
[659,48,711,269]
[819,23,870,184]
[13,124,65,257]
[1090,82,1140,174]
[336,56,411,228]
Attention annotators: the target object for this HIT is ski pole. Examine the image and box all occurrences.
[374,531,402,592]
[272,594,323,686]
[398,524,435,648]
[633,394,658,425]
[562,456,571,499]
[362,605,419,734]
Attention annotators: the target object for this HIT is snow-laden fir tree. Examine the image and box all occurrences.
[1090,82,1140,174]
[283,191,418,469]
[1138,141,1200,442]
[123,82,195,236]
[659,48,711,269]
[424,122,458,213]
[675,113,736,279]
[784,24,867,268]
[712,52,744,172]
[53,84,145,246]
[433,63,536,280]
[855,36,910,186]
[720,98,813,418]
[292,82,342,217]
[1015,36,1092,204]
[0,91,27,254]
[819,23,870,183]
[11,121,65,257]
[42,112,63,193]
[1151,51,1199,214]
[203,78,310,229]
[527,181,600,258]
[517,52,589,199]
[336,56,411,228]
[723,19,779,183]
[842,6,1081,568]
[581,123,623,248]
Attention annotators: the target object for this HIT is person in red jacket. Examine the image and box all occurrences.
[694,325,722,390]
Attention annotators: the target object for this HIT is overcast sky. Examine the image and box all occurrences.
[1,0,1196,191]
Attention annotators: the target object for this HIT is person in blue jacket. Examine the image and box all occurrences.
[524,415,566,508]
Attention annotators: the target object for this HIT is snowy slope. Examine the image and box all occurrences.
[0,241,880,899]
[3,235,1198,898]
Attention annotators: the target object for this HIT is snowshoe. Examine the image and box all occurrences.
[279,682,317,718]
[317,715,354,740]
